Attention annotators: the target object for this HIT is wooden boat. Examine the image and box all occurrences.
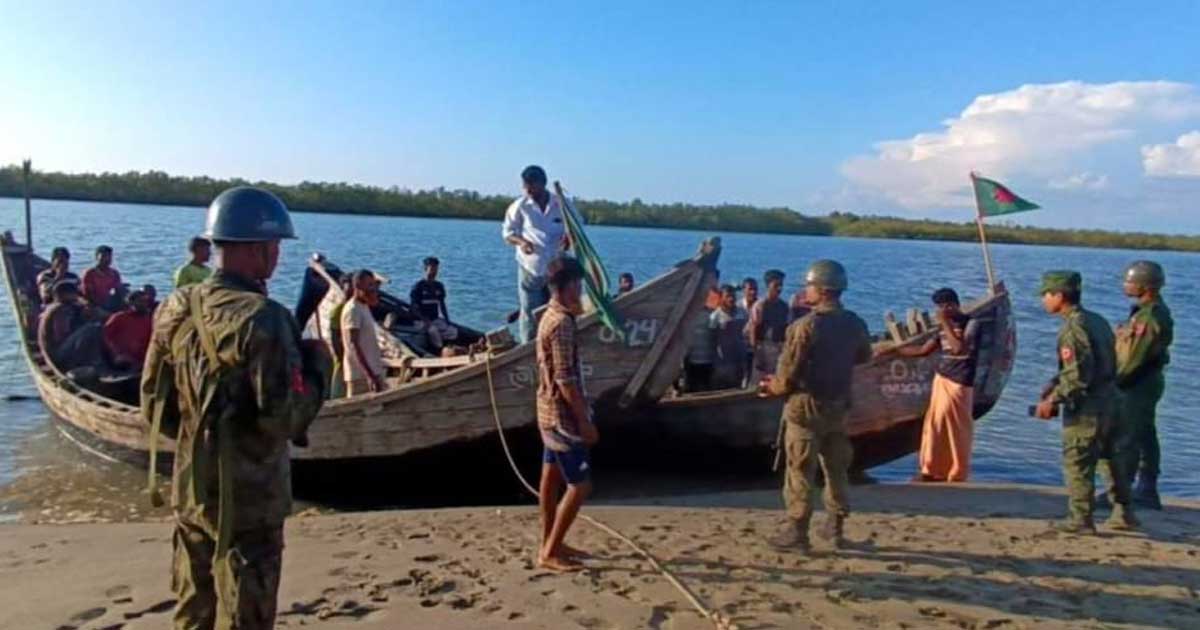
[0,229,720,464]
[613,286,1016,471]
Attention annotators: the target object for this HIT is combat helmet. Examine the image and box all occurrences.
[805,259,848,291]
[203,186,297,242]
[1123,260,1165,290]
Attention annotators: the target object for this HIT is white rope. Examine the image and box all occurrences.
[483,353,737,630]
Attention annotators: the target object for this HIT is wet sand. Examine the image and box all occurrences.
[4,482,1199,630]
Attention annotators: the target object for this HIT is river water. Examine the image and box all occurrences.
[0,199,1196,522]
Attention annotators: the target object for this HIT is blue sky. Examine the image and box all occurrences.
[2,1,1199,232]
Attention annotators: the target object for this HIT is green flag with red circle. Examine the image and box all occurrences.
[972,174,1040,217]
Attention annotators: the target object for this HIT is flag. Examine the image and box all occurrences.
[556,184,626,341]
[971,174,1040,217]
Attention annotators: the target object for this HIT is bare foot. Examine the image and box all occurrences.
[538,554,583,573]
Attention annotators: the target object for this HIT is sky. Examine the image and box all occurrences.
[2,0,1199,232]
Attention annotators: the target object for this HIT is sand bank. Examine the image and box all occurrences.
[3,483,1198,629]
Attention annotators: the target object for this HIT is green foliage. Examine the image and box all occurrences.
[1,166,1196,252]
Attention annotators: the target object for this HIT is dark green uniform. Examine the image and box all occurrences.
[1115,297,1173,483]
[1042,293,1133,528]
[771,302,872,533]
[141,271,331,629]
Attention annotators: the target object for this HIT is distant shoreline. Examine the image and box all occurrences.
[2,165,1198,253]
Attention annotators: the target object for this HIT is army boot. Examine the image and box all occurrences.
[1053,519,1097,535]
[816,514,845,549]
[768,520,811,553]
[1104,504,1140,531]
[1132,474,1163,510]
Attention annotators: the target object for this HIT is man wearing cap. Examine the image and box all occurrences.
[342,269,386,396]
[760,260,873,552]
[1114,261,1173,510]
[38,278,103,371]
[502,165,573,343]
[102,289,155,370]
[1033,271,1136,533]
[141,186,332,629]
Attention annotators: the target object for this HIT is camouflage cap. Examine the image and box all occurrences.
[1036,270,1082,296]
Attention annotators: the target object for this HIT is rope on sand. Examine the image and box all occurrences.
[483,353,738,630]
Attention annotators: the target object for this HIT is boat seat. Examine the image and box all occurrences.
[383,353,483,382]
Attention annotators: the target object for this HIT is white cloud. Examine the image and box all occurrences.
[1047,172,1109,190]
[841,81,1200,212]
[1142,131,1200,177]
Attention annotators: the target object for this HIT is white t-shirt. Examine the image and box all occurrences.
[340,299,384,383]
[501,194,575,277]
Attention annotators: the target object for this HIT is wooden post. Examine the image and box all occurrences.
[970,172,997,294]
[22,159,32,248]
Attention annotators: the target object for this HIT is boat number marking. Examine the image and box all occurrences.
[880,358,933,398]
[509,363,594,389]
[598,318,660,347]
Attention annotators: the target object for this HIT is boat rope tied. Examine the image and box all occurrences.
[483,352,738,630]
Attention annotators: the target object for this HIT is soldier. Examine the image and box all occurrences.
[141,186,332,629]
[759,260,872,552]
[1033,271,1136,533]
[1115,261,1173,510]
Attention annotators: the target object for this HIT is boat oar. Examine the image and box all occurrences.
[4,394,37,402]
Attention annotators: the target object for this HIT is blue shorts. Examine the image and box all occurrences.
[543,445,592,485]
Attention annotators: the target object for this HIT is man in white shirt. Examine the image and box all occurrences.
[341,269,386,396]
[502,165,572,343]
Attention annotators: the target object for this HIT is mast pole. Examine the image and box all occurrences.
[971,172,997,294]
[22,159,32,248]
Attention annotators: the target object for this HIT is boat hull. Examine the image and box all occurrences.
[2,235,720,465]
[616,291,1015,471]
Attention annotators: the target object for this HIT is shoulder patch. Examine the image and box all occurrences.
[1060,346,1074,362]
[290,366,308,394]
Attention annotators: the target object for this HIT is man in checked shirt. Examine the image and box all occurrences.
[535,255,599,572]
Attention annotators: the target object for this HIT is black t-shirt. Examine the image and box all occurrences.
[935,312,981,386]
[410,279,446,320]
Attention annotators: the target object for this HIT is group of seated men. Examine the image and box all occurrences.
[681,269,812,392]
[32,238,214,384]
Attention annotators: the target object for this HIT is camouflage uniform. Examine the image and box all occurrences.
[142,271,331,630]
[1115,297,1173,490]
[770,302,872,537]
[1039,272,1133,529]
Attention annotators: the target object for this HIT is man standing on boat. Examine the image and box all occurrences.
[342,269,387,395]
[747,269,789,379]
[502,165,572,343]
[174,236,213,288]
[536,255,598,572]
[1033,271,1137,533]
[895,288,981,482]
[1114,261,1173,510]
[760,260,872,552]
[141,186,332,630]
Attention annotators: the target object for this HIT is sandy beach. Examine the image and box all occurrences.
[3,482,1199,630]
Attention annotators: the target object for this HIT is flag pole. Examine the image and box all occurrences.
[970,171,998,294]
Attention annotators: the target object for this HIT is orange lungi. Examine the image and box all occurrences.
[918,373,974,482]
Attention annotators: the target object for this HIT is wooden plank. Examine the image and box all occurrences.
[617,266,704,407]
[883,311,906,343]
